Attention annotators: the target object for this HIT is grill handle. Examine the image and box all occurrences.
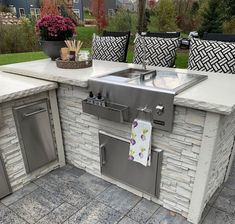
[140,70,157,81]
[24,108,46,117]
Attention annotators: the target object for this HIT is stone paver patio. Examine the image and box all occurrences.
[1,162,235,224]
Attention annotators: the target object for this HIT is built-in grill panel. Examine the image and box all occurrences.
[89,80,175,131]
[83,69,207,132]
[99,131,163,197]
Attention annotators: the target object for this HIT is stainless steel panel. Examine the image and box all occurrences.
[13,99,57,174]
[0,154,11,199]
[99,68,149,82]
[82,99,128,123]
[86,69,207,132]
[99,131,163,197]
[128,71,208,94]
[89,80,174,131]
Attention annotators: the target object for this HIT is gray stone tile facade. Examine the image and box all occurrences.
[57,84,207,217]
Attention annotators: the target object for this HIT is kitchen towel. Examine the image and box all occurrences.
[128,119,152,166]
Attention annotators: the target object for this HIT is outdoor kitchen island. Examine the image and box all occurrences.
[0,71,65,195]
[1,59,235,224]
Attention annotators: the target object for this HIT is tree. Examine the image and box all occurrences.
[174,0,199,32]
[147,0,156,9]
[137,0,147,33]
[91,0,107,32]
[39,0,59,18]
[198,0,224,37]
[154,0,177,32]
[107,8,137,33]
[224,0,235,20]
[223,0,235,33]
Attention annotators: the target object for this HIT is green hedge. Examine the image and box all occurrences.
[0,21,40,54]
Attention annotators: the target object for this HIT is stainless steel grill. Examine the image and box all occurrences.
[83,68,207,132]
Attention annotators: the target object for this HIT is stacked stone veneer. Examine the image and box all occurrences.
[0,12,18,25]
[205,110,235,204]
[57,84,208,218]
[0,92,59,192]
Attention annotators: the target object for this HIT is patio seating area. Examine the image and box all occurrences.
[1,159,235,224]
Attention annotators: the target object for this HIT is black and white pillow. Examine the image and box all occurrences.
[188,38,235,74]
[133,34,179,67]
[92,34,127,62]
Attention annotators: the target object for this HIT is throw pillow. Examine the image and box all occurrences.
[92,34,128,62]
[188,38,235,74]
[133,34,179,67]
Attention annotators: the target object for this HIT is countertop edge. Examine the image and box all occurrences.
[0,82,58,104]
[174,97,232,115]
[1,66,234,115]
[0,67,89,88]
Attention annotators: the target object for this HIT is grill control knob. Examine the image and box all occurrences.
[156,105,164,115]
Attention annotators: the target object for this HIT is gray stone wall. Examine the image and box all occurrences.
[205,111,235,204]
[0,92,59,192]
[57,84,207,218]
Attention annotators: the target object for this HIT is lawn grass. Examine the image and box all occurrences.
[0,42,189,69]
[84,10,95,19]
[0,52,48,66]
[127,49,189,68]
[175,51,189,68]
[0,50,189,68]
[77,26,97,48]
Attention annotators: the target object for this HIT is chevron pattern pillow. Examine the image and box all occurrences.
[133,35,179,67]
[188,38,235,74]
[92,35,127,62]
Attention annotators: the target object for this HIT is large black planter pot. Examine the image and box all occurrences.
[40,40,66,61]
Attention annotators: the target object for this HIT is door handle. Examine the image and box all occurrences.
[24,108,46,117]
[100,144,106,165]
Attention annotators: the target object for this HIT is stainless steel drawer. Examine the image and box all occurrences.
[99,131,163,197]
[13,99,57,174]
[0,154,11,199]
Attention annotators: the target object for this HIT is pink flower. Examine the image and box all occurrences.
[35,15,76,41]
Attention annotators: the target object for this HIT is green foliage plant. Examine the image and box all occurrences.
[107,8,137,34]
[153,0,178,32]
[198,0,224,37]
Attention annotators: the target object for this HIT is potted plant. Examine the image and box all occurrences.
[35,15,76,60]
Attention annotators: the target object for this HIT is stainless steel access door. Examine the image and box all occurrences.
[99,131,163,197]
[0,154,11,199]
[13,99,57,174]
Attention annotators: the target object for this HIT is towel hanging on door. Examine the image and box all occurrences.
[128,119,152,166]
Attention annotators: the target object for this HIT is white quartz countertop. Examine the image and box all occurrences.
[0,71,57,104]
[1,59,235,115]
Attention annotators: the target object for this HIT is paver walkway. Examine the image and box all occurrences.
[0,163,235,224]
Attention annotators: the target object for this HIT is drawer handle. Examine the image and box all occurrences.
[100,144,106,165]
[24,108,46,117]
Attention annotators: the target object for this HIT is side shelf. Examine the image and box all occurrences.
[82,99,128,123]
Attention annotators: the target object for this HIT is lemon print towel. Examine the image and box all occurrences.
[128,119,152,166]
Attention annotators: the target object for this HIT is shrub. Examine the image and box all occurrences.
[107,8,137,34]
[198,0,224,37]
[91,0,107,32]
[0,4,11,13]
[39,0,59,18]
[175,0,200,32]
[0,21,40,54]
[223,17,235,33]
[152,0,178,32]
